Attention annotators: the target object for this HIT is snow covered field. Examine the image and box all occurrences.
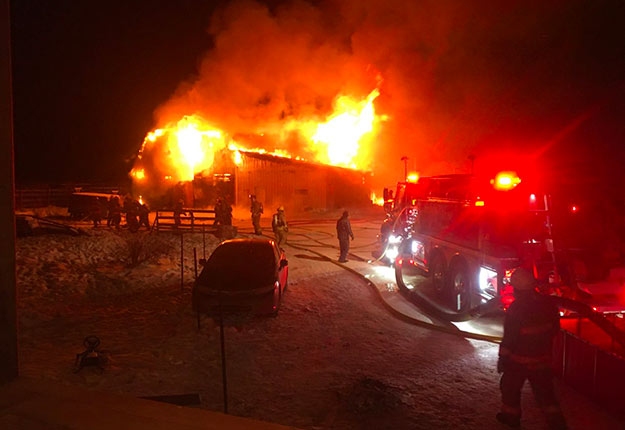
[15,225,621,429]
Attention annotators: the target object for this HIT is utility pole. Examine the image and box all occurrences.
[400,156,408,181]
[468,154,476,175]
[0,0,18,384]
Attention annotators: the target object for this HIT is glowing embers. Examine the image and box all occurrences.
[491,171,521,190]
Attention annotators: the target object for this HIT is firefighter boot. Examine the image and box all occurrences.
[496,412,520,428]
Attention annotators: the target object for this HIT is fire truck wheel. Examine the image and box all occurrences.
[429,253,446,296]
[447,261,471,313]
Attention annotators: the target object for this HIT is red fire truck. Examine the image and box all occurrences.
[381,172,566,318]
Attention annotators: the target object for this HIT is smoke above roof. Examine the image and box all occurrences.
[152,0,625,187]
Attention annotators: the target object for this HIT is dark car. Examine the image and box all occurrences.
[192,238,288,320]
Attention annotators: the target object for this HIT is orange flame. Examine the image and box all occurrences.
[370,192,385,206]
[311,89,381,167]
[132,88,384,187]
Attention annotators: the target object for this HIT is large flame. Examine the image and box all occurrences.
[311,89,380,167]
[132,88,383,188]
[132,116,226,183]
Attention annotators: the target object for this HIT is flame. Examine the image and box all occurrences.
[131,168,145,180]
[132,87,384,191]
[371,192,385,206]
[311,89,380,167]
[138,195,144,205]
[233,150,242,165]
[136,115,226,182]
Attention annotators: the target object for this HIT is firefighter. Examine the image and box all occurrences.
[90,198,103,228]
[250,194,263,235]
[213,198,223,225]
[222,199,233,226]
[336,210,354,262]
[272,206,288,249]
[123,195,139,232]
[497,268,567,430]
[173,199,186,229]
[109,196,121,230]
[138,202,150,231]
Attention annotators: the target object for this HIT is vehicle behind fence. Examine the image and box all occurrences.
[16,185,125,210]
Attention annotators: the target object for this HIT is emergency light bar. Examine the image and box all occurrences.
[491,171,521,190]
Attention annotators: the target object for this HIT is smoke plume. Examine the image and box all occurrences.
[152,0,625,187]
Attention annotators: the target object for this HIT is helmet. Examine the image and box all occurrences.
[510,268,537,291]
[278,206,285,212]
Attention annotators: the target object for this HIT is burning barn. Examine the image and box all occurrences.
[130,116,373,213]
[215,148,370,213]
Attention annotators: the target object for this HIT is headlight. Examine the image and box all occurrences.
[386,246,399,261]
[479,266,497,291]
[388,235,401,244]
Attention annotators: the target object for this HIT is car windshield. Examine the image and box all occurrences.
[198,241,276,290]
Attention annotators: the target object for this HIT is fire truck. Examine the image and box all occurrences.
[380,172,566,319]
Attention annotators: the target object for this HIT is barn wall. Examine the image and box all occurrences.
[235,154,329,214]
[234,152,370,214]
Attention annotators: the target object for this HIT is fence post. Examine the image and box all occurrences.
[202,225,206,259]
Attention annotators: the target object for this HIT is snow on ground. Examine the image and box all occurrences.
[15,222,622,429]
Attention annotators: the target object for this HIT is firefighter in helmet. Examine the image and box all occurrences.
[497,268,567,430]
[336,210,354,262]
[173,199,186,229]
[250,194,263,235]
[272,206,288,249]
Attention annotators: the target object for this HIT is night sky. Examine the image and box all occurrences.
[10,0,625,188]
[11,1,220,183]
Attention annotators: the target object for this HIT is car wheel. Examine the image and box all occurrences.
[271,285,282,317]
[447,261,471,313]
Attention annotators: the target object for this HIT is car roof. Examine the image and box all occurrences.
[219,238,277,247]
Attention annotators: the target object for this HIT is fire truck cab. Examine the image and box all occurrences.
[385,172,561,318]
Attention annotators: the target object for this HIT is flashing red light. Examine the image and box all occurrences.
[407,172,419,183]
[398,259,403,266]
[571,205,578,213]
[592,306,598,312]
[491,171,521,191]
[529,194,536,202]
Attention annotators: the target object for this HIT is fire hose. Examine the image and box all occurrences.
[281,225,625,350]
[281,230,503,344]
